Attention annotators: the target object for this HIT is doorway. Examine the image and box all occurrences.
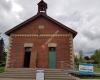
[23,47,31,68]
[48,47,56,69]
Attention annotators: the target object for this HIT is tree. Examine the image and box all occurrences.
[79,50,84,63]
[91,49,100,65]
[0,36,6,67]
[84,56,90,60]
[74,55,79,69]
[74,55,79,65]
[0,38,5,61]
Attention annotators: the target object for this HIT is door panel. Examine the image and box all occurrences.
[23,47,31,68]
[23,52,31,68]
[48,47,56,69]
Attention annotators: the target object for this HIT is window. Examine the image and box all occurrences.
[49,47,56,51]
[38,25,45,29]
[25,47,32,52]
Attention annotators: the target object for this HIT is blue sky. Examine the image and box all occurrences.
[0,0,100,55]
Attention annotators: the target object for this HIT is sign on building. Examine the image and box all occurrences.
[36,70,44,80]
[79,64,94,75]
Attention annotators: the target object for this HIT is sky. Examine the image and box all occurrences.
[0,0,100,56]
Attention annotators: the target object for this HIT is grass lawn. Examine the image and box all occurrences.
[0,67,5,73]
[79,75,100,79]
[94,66,100,73]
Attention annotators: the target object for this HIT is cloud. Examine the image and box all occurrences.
[0,0,100,55]
[0,0,23,33]
[0,0,12,11]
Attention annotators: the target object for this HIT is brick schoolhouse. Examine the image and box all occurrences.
[5,0,77,70]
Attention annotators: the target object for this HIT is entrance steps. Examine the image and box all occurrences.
[44,69,79,80]
[0,68,79,80]
[0,68,35,79]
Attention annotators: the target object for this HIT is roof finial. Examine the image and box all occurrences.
[37,0,47,14]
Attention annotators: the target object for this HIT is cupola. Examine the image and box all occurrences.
[37,0,47,14]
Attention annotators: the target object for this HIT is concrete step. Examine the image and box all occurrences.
[0,73,67,77]
[46,75,68,77]
[5,68,35,72]
[45,77,75,79]
[0,73,34,75]
[0,68,78,80]
[0,76,34,79]
[45,79,74,80]
[44,72,67,75]
[3,71,35,74]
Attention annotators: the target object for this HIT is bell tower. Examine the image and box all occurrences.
[37,0,47,14]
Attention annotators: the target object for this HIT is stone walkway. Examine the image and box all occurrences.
[0,78,35,80]
[81,79,100,80]
[0,78,100,80]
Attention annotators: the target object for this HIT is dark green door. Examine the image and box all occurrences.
[48,47,56,69]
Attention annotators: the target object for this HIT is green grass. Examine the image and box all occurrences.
[79,75,100,79]
[94,66,100,73]
[0,67,5,73]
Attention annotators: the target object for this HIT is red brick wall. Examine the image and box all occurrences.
[12,16,69,34]
[6,16,74,70]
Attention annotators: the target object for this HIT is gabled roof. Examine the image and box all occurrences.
[5,13,77,38]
